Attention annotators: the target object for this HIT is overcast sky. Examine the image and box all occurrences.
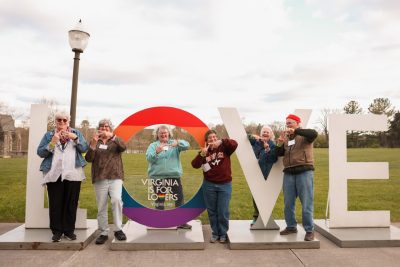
[1,0,400,129]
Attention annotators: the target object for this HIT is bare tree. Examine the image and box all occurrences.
[79,119,91,141]
[316,108,340,144]
[0,101,24,120]
[0,102,7,114]
[244,122,262,135]
[213,124,228,139]
[36,97,59,130]
[269,120,285,139]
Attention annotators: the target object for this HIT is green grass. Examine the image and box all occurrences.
[0,148,399,224]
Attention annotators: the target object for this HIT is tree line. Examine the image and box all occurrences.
[1,97,400,155]
[315,98,399,148]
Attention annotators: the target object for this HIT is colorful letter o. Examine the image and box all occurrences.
[114,106,208,228]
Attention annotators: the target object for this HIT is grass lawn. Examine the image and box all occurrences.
[0,148,399,224]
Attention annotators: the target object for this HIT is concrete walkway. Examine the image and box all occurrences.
[1,223,400,267]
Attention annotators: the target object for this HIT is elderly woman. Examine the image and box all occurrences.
[37,111,88,242]
[146,125,192,229]
[85,119,127,245]
[248,125,278,226]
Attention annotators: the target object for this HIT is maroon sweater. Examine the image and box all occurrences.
[191,138,238,184]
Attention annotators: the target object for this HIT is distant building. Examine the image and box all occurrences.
[0,114,29,158]
[0,114,16,158]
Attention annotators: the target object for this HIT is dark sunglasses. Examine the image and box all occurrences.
[56,118,68,123]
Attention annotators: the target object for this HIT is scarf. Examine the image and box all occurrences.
[59,127,72,145]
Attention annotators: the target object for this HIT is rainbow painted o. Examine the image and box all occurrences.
[114,106,208,228]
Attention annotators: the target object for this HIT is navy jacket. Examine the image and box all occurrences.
[248,135,278,179]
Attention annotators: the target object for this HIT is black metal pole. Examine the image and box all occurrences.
[70,48,82,128]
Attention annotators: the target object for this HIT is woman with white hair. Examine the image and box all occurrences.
[37,111,88,242]
[248,125,278,226]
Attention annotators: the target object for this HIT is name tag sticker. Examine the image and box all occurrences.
[99,144,108,150]
[202,163,211,172]
[288,139,295,146]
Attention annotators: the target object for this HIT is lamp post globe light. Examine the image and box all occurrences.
[68,19,90,128]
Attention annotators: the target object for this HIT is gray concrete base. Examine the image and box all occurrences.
[314,219,400,248]
[250,216,280,230]
[110,220,205,250]
[228,220,320,250]
[0,219,97,250]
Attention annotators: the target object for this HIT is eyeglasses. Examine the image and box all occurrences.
[99,124,110,128]
[56,118,68,123]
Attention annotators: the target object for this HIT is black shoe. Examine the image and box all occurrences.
[114,230,127,241]
[177,223,192,230]
[64,232,77,241]
[279,228,298,235]
[52,232,62,242]
[95,235,108,245]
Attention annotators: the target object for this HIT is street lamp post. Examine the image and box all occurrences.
[68,19,90,128]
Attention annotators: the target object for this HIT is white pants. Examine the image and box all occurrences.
[94,179,123,235]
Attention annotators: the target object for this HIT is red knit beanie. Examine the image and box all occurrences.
[286,114,301,123]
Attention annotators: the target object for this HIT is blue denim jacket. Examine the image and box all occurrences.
[37,128,88,172]
[248,136,278,179]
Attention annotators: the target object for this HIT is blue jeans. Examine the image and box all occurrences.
[283,170,314,232]
[202,180,232,238]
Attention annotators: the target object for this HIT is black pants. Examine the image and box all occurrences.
[152,178,184,210]
[47,177,81,235]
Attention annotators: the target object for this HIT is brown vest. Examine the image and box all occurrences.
[282,134,314,168]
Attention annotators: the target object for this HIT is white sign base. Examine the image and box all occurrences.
[314,220,400,248]
[110,220,204,250]
[0,220,97,250]
[228,220,320,249]
[250,216,279,230]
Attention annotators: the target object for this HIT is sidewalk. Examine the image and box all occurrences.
[1,223,400,267]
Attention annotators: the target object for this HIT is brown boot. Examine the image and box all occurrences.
[279,228,298,235]
[304,232,315,241]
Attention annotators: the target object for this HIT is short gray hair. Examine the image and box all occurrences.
[98,118,113,130]
[154,125,173,140]
[54,111,70,121]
